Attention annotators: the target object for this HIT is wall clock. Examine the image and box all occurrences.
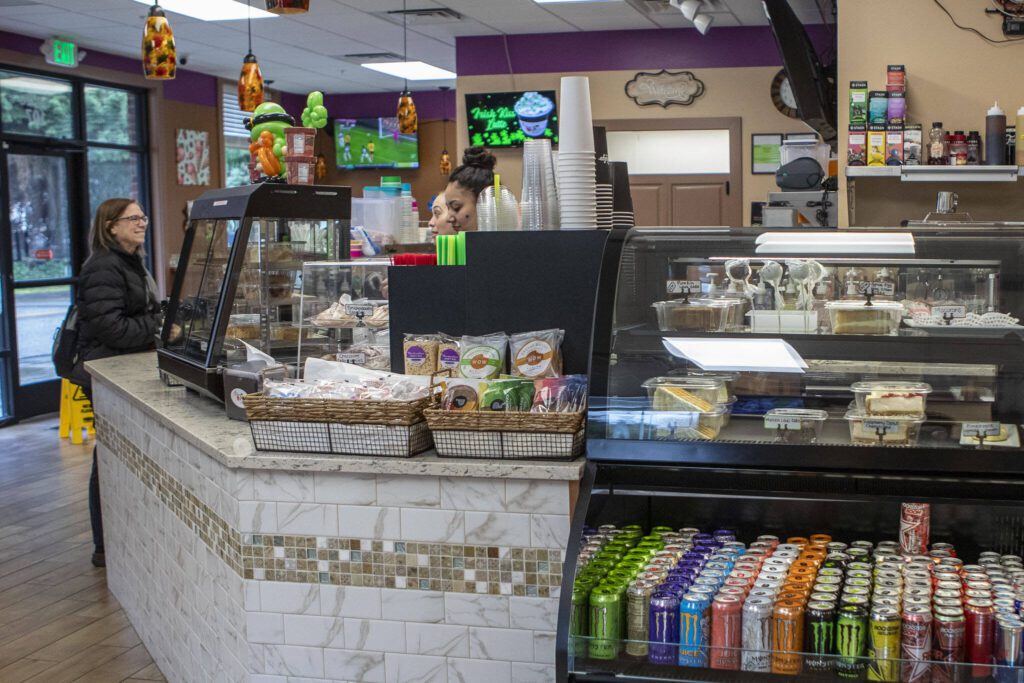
[771,69,800,119]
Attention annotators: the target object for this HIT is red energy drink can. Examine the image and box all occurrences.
[900,605,932,683]
[900,503,930,555]
[932,606,966,683]
[709,594,742,670]
[965,598,995,678]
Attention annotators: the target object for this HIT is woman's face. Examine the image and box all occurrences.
[429,193,451,237]
[445,182,478,233]
[109,202,148,252]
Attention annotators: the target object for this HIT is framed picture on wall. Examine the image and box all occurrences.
[752,134,783,175]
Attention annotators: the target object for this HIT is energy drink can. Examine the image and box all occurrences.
[806,600,837,672]
[588,585,622,659]
[866,605,900,682]
[570,582,591,657]
[647,590,680,666]
[626,580,657,657]
[709,594,742,670]
[741,595,774,672]
[965,598,995,679]
[994,616,1024,682]
[772,599,805,675]
[900,604,932,683]
[679,592,711,667]
[837,603,869,679]
[932,606,966,683]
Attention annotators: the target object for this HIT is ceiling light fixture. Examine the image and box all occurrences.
[238,0,264,111]
[678,0,702,21]
[395,0,418,135]
[362,61,457,80]
[141,2,176,80]
[439,86,452,176]
[693,12,714,34]
[264,0,309,13]
[132,0,275,22]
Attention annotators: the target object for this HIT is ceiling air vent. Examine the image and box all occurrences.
[382,7,463,24]
[339,52,405,64]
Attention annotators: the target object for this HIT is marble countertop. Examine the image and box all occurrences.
[86,353,586,480]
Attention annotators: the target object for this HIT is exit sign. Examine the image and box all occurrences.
[42,37,78,68]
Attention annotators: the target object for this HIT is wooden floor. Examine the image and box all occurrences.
[0,416,165,682]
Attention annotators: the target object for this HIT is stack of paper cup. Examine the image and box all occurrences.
[557,76,597,229]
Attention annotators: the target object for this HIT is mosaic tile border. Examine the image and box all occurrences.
[96,417,563,597]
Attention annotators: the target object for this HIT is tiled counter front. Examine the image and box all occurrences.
[89,359,580,683]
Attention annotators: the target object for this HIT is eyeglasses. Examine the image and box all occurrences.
[116,215,149,224]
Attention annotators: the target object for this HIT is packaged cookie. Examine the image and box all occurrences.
[441,379,479,411]
[403,334,439,376]
[437,334,461,374]
[478,379,533,412]
[510,329,564,378]
[531,375,588,413]
[458,333,508,380]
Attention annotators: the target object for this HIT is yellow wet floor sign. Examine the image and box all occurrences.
[59,379,94,444]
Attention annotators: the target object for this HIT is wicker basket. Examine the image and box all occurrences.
[244,394,432,457]
[422,408,585,460]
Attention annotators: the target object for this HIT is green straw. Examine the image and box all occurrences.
[435,235,443,265]
[448,235,457,266]
[456,231,466,265]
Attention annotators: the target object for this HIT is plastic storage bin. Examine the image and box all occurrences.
[765,408,828,444]
[652,300,736,333]
[851,381,932,418]
[845,409,925,446]
[644,405,730,441]
[825,301,905,335]
[643,377,728,410]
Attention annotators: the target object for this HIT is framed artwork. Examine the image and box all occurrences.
[752,134,784,175]
[176,128,210,185]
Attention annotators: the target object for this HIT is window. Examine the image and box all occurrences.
[607,129,731,175]
[222,85,251,188]
[0,70,74,139]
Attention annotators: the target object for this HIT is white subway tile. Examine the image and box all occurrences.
[512,662,555,683]
[227,470,255,500]
[441,477,506,511]
[311,472,376,507]
[510,597,559,631]
[259,582,320,615]
[324,649,384,683]
[263,644,324,678]
[448,658,511,683]
[530,514,570,549]
[239,501,278,533]
[469,626,535,662]
[406,622,469,657]
[254,470,315,502]
[343,618,406,653]
[283,614,345,648]
[377,475,440,507]
[444,593,510,628]
[505,481,568,515]
[401,508,464,543]
[465,512,531,547]
[320,585,381,619]
[277,502,338,536]
[381,588,443,623]
[337,505,400,539]
[533,631,555,664]
[384,653,447,683]
[246,612,285,644]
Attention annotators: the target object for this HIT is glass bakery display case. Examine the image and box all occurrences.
[158,184,350,400]
[557,228,1024,682]
[295,260,391,373]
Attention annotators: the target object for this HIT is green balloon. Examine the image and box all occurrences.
[307,91,323,108]
[313,105,327,118]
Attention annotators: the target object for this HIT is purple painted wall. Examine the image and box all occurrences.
[322,89,457,122]
[455,24,833,76]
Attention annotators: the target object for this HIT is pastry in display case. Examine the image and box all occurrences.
[559,227,1024,683]
[158,184,350,400]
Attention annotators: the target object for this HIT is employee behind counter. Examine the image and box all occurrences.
[431,146,497,236]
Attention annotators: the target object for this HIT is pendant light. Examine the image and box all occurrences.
[238,0,265,112]
[439,86,452,176]
[142,2,176,80]
[265,0,310,13]
[396,0,418,135]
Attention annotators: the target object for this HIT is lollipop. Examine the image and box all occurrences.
[759,260,785,310]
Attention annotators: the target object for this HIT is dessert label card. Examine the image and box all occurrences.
[662,338,808,373]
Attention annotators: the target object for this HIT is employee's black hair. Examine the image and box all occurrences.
[448,146,497,197]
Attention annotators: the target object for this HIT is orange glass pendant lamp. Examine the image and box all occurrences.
[265,0,310,13]
[397,90,417,135]
[142,3,176,80]
[238,1,264,112]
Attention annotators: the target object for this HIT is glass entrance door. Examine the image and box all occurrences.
[1,145,82,419]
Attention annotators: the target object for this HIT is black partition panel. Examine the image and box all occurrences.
[387,231,609,376]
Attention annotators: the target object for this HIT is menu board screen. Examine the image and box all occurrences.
[465,91,558,148]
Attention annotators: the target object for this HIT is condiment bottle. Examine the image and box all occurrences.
[1017,106,1024,166]
[951,131,968,165]
[928,122,947,165]
[986,102,1006,165]
[966,131,981,165]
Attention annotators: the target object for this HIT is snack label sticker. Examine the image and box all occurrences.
[963,422,1001,438]
[460,346,501,379]
[405,345,429,367]
[345,302,377,317]
[514,340,554,377]
[667,280,702,294]
[439,348,460,369]
[864,419,902,432]
[764,415,803,431]
[931,305,967,319]
[230,387,247,409]
[339,352,367,365]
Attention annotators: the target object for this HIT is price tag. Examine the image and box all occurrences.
[864,419,901,432]
[858,281,896,297]
[345,302,377,317]
[962,422,1001,438]
[764,415,802,431]
[667,280,702,295]
[647,411,701,430]
[338,352,367,365]
[931,305,967,319]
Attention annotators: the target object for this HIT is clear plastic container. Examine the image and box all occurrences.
[684,371,738,402]
[643,377,727,411]
[851,381,932,418]
[720,395,738,427]
[845,409,925,446]
[651,300,735,332]
[825,301,905,335]
[644,405,730,441]
[765,408,828,444]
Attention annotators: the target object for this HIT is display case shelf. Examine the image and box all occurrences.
[846,165,1022,182]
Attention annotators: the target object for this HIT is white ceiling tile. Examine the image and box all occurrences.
[543,2,656,31]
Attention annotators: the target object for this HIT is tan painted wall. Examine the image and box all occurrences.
[838,0,1024,226]
[458,67,817,226]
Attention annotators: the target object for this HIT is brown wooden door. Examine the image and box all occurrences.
[597,117,743,227]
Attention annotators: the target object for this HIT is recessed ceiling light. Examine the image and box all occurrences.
[361,61,456,80]
[131,0,275,21]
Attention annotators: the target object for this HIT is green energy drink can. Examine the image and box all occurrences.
[866,605,900,682]
[806,600,837,672]
[626,580,657,657]
[837,603,868,679]
[589,585,622,659]
[571,582,591,656]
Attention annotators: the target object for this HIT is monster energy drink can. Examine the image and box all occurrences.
[740,595,773,673]
[626,580,657,657]
[866,605,900,682]
[588,585,622,659]
[679,592,711,667]
[648,590,680,665]
[837,603,869,679]
[806,600,837,672]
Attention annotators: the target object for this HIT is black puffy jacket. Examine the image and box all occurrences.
[76,246,161,369]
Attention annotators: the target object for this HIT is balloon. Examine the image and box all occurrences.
[301,91,329,130]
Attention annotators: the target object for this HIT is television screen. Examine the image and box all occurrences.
[465,91,558,148]
[334,117,419,170]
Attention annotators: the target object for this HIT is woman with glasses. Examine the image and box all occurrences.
[75,198,162,568]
